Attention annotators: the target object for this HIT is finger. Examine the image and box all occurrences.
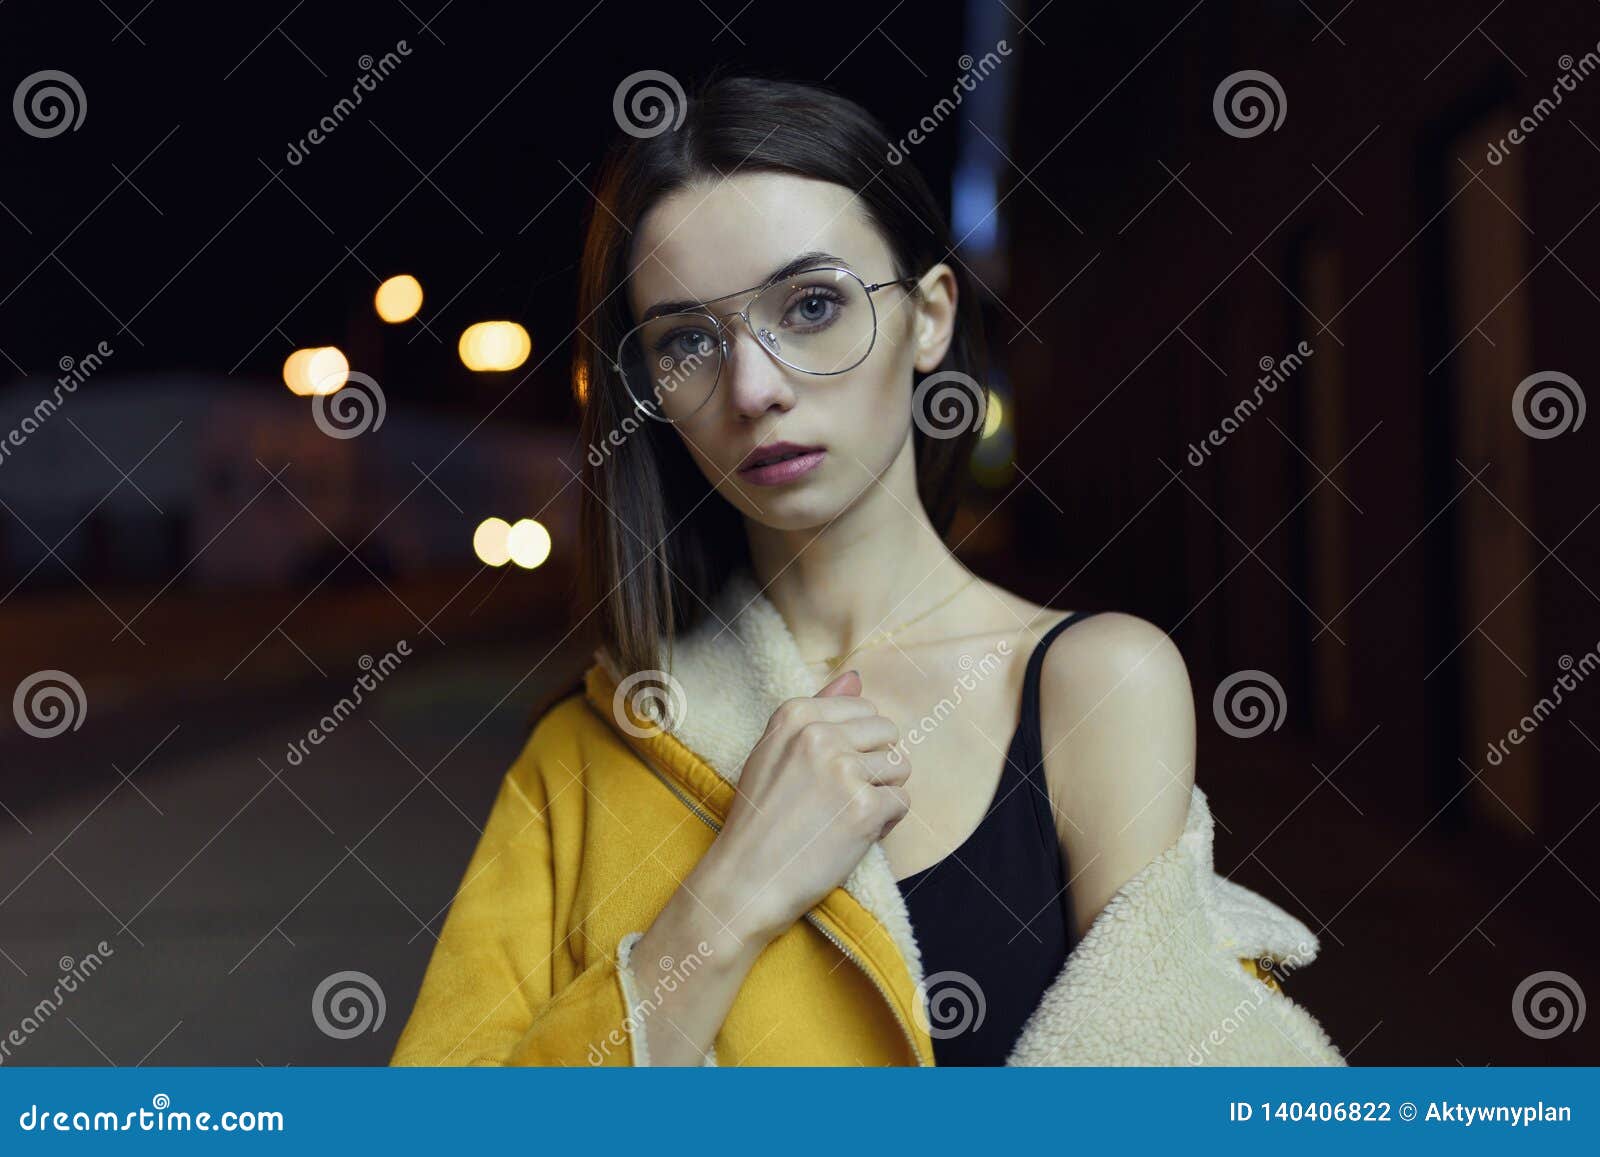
[772,695,881,736]
[831,713,901,753]
[857,748,911,786]
[874,785,911,840]
[815,669,861,698]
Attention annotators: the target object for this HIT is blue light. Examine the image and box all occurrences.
[952,162,999,254]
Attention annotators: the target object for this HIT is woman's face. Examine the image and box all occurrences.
[624,171,953,531]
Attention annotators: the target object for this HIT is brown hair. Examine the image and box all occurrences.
[574,71,989,677]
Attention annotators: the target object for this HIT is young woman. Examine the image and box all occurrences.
[391,74,1344,1067]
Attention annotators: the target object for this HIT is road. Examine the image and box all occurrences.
[0,623,593,1065]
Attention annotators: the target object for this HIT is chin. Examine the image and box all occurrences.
[726,486,849,531]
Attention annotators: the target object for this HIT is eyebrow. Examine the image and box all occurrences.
[640,251,850,321]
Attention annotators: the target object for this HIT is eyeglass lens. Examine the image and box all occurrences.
[617,268,879,421]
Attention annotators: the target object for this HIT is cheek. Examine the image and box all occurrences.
[849,347,916,449]
[833,375,902,454]
[864,366,910,421]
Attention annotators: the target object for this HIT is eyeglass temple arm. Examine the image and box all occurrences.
[863,275,922,294]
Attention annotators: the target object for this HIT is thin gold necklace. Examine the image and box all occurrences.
[800,574,981,669]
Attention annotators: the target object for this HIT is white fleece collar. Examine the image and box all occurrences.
[595,567,1324,1020]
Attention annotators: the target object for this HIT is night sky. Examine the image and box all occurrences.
[1,0,969,422]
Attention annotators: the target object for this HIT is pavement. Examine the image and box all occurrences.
[0,615,594,1066]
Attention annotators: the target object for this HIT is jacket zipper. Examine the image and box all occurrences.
[801,909,928,1067]
[635,752,929,1066]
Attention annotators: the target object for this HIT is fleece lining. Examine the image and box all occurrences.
[615,929,718,1066]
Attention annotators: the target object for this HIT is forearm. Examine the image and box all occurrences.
[625,847,774,1065]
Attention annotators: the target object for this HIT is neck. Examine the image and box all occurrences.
[742,437,972,667]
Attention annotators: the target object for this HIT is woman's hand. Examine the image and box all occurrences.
[626,670,908,1064]
[701,668,911,945]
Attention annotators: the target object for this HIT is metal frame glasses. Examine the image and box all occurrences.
[613,265,921,423]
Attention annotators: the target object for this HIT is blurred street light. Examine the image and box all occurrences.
[506,518,551,569]
[459,321,531,372]
[283,346,349,396]
[473,517,512,566]
[375,274,424,323]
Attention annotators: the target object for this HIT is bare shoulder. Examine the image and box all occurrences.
[1037,611,1192,709]
[1034,611,1198,937]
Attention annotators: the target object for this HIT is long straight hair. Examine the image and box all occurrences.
[574,72,989,678]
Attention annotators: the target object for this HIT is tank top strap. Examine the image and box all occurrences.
[1014,610,1102,784]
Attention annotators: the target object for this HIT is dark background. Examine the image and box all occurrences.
[1,0,1596,1065]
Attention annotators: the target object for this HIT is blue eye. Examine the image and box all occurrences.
[655,328,716,361]
[783,287,846,332]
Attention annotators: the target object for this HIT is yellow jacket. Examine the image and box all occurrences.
[390,570,1346,1067]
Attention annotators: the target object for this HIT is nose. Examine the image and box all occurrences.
[720,323,796,421]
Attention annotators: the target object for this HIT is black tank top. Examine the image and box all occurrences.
[896,610,1099,1065]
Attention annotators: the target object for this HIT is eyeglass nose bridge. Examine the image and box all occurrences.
[706,296,784,362]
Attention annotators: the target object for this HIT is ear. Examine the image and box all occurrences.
[910,262,958,373]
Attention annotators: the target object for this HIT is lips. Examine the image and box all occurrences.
[738,441,825,471]
[736,441,828,486]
